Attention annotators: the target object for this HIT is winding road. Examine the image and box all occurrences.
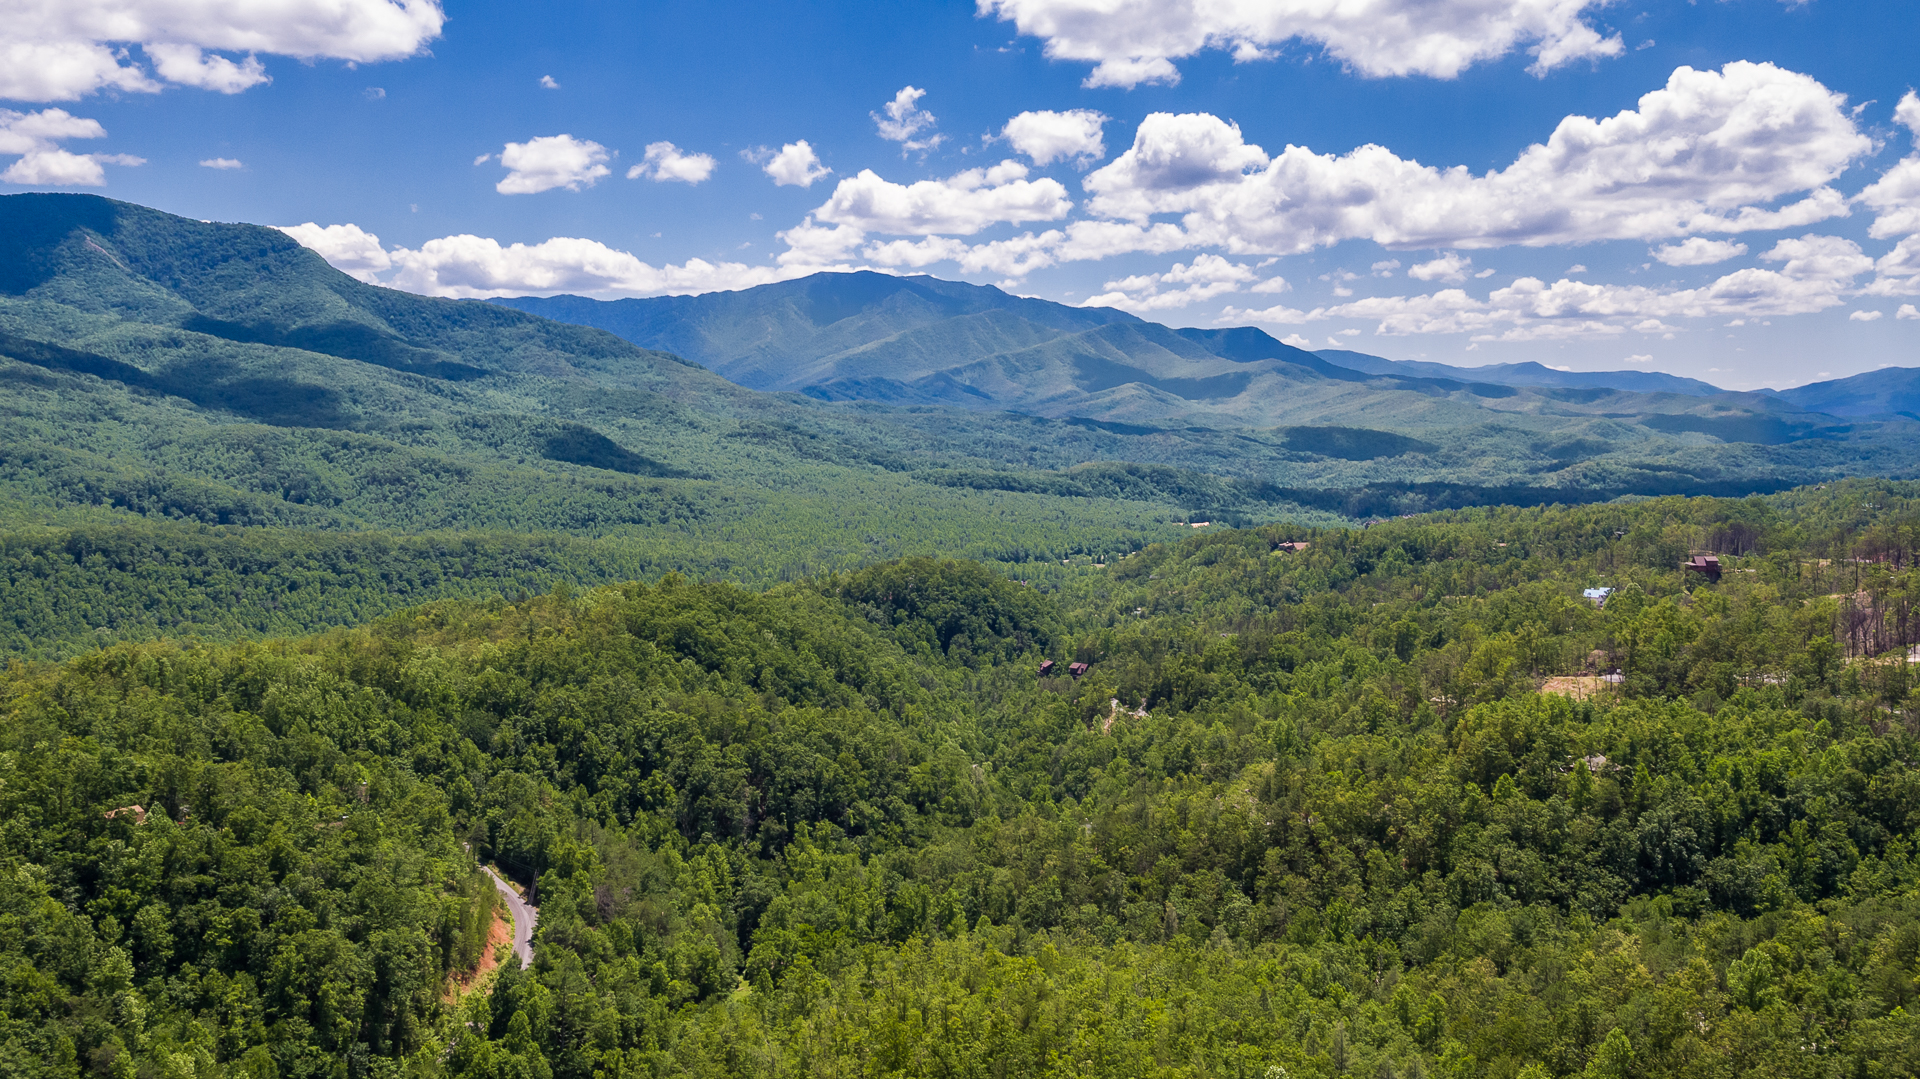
[483,865,537,970]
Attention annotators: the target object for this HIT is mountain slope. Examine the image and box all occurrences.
[1773,366,1920,417]
[496,272,1140,391]
[495,272,1895,460]
[4,194,1918,595]
[1316,348,1728,395]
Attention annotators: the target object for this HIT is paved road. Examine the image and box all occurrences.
[483,865,537,970]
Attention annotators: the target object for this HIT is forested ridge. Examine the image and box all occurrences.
[3,481,1920,1079]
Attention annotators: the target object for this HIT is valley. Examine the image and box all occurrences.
[2,191,1919,1079]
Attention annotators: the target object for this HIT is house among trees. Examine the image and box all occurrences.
[1582,587,1613,606]
[1068,661,1090,678]
[1682,554,1723,580]
[1272,541,1310,553]
[1037,660,1055,677]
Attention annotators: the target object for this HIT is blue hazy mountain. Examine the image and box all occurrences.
[1770,366,1920,418]
[1313,349,1727,396]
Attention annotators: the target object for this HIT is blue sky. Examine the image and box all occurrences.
[2,0,1917,389]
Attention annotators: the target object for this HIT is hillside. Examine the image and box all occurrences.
[1315,348,1728,396]
[4,193,1920,659]
[494,272,1916,472]
[4,484,1918,1078]
[1772,365,1920,417]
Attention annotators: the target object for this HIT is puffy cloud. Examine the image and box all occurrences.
[862,235,972,269]
[285,222,850,298]
[1762,233,1873,282]
[873,86,943,152]
[1849,310,1883,322]
[627,141,715,184]
[0,0,445,101]
[1002,109,1107,167]
[1083,253,1254,311]
[759,141,832,187]
[199,157,242,169]
[1898,304,1919,320]
[772,217,867,269]
[277,222,391,283]
[1899,91,1920,137]
[1279,332,1314,348]
[979,0,1622,88]
[0,107,139,186]
[1221,234,1872,340]
[495,134,611,194]
[1857,93,1920,258]
[0,108,104,154]
[145,44,268,93]
[2,148,134,185]
[1083,63,1869,255]
[1652,237,1748,266]
[1082,113,1269,219]
[380,235,815,298]
[539,75,559,89]
[1866,237,1920,296]
[812,160,1070,235]
[1861,157,1920,241]
[1409,252,1472,282]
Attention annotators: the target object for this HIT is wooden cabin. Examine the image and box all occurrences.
[1681,555,1723,580]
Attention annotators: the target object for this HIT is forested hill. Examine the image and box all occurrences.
[4,481,1919,1078]
[5,191,1920,569]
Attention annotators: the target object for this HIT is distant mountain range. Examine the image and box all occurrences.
[1311,349,1728,396]
[503,277,1920,425]
[1766,366,1920,418]
[498,276,1751,420]
[496,273,1920,445]
[4,194,1919,551]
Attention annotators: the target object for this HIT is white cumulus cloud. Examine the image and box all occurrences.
[1897,304,1919,320]
[760,141,832,187]
[1849,310,1883,322]
[282,224,848,299]
[495,134,611,194]
[1082,63,1869,257]
[385,236,803,298]
[1083,253,1254,311]
[277,222,391,283]
[199,156,242,169]
[1002,109,1107,167]
[1409,252,1472,282]
[1652,237,1748,266]
[1856,92,1920,298]
[980,0,1623,88]
[1220,233,1874,340]
[0,107,141,186]
[0,0,445,101]
[873,86,943,152]
[812,160,1071,235]
[0,107,104,154]
[627,141,715,184]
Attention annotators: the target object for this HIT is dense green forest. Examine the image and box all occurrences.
[7,192,1920,572]
[4,480,1918,1079]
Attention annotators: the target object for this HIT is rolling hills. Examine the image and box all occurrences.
[493,273,1910,441]
[3,192,1920,653]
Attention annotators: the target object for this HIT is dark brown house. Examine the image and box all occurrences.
[1068,661,1090,678]
[1682,555,1723,580]
[1038,660,1056,677]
